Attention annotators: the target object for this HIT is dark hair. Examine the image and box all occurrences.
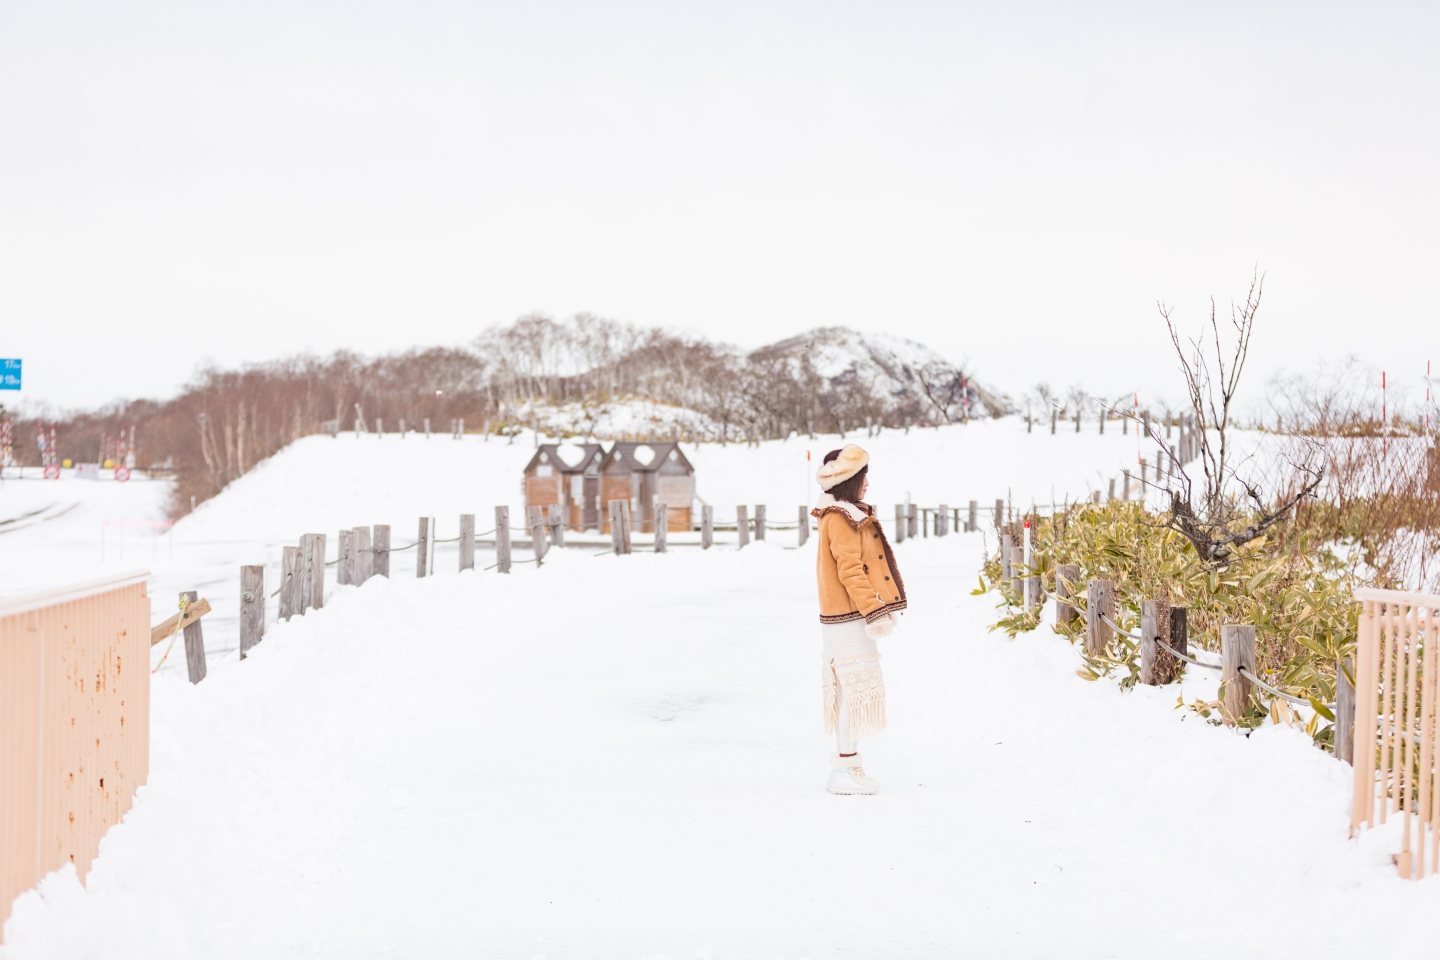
[823,449,869,505]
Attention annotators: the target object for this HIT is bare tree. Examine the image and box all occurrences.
[1154,271,1323,565]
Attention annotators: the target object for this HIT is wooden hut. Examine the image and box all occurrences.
[598,442,696,533]
[522,443,606,531]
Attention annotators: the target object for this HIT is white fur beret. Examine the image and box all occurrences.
[816,444,870,491]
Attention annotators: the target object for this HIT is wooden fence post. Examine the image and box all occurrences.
[1056,563,1080,626]
[354,526,373,583]
[547,503,564,548]
[337,529,355,585]
[1107,478,1116,502]
[619,501,632,554]
[736,505,750,548]
[424,417,431,438]
[1336,655,1356,765]
[754,504,766,541]
[1122,471,1131,501]
[1140,598,1175,685]
[1028,554,1043,610]
[495,506,511,572]
[1170,607,1188,662]
[701,505,714,549]
[993,499,1004,532]
[609,501,625,555]
[239,568,264,662]
[655,501,668,552]
[1009,537,1023,601]
[937,503,948,537]
[459,514,475,571]
[298,534,315,612]
[416,517,431,577]
[1051,409,1057,434]
[1221,624,1257,724]
[1085,579,1115,656]
[527,505,547,565]
[182,589,207,683]
[968,500,978,532]
[373,524,390,577]
[797,505,809,546]
[279,546,301,621]
[907,503,918,539]
[895,504,906,543]
[304,533,325,609]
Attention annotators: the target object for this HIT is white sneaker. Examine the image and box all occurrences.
[827,752,879,795]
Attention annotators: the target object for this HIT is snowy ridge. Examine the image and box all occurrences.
[751,326,1005,422]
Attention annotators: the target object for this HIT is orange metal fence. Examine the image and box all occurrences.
[1,571,150,929]
[1351,587,1440,878]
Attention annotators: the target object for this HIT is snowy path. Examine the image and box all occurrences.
[4,533,1430,959]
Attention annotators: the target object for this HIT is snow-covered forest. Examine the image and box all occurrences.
[4,318,1010,515]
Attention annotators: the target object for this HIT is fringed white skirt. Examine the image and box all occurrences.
[821,619,887,740]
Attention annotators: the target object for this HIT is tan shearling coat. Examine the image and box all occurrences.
[812,499,907,624]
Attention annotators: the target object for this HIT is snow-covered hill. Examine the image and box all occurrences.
[751,326,1007,423]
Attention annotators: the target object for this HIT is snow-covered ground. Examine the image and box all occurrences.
[3,418,1433,957]
[0,418,1156,668]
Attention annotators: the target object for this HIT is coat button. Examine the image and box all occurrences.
[884,575,890,581]
[873,534,879,539]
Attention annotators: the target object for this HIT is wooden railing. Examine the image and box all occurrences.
[1351,587,1440,879]
[0,571,151,930]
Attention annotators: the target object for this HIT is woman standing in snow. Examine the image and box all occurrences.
[812,444,906,795]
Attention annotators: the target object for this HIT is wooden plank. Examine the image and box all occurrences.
[240,568,264,659]
[1336,655,1355,765]
[150,597,214,646]
[655,501,668,553]
[609,501,625,555]
[1221,624,1257,725]
[495,506,511,573]
[1055,564,1080,626]
[907,503,918,539]
[337,529,355,585]
[373,524,391,578]
[459,514,475,572]
[547,503,565,548]
[527,505,548,565]
[701,505,714,550]
[967,500,977,533]
[416,517,430,577]
[354,526,373,584]
[181,590,207,684]
[1140,598,1175,685]
[736,505,750,548]
[754,504,766,541]
[797,505,809,547]
[1353,600,1379,833]
[1170,606,1188,664]
[937,503,948,537]
[619,500,632,554]
[305,533,326,609]
[1085,579,1114,656]
[894,504,906,543]
[279,546,301,621]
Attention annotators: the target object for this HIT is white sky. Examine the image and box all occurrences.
[2,1,1436,414]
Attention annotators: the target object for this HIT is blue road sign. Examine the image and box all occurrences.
[0,359,19,391]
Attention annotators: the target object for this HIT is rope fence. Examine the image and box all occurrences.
[1014,562,1339,716]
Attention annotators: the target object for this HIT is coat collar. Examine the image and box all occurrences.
[814,492,871,524]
